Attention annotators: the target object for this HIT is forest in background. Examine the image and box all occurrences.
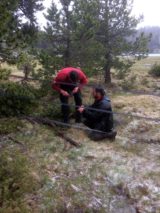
[1,0,160,84]
[0,0,152,84]
[36,26,160,54]
[137,26,160,53]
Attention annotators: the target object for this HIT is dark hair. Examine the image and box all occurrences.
[69,71,79,82]
[94,86,106,96]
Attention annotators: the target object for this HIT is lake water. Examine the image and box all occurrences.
[148,53,160,57]
[123,54,160,58]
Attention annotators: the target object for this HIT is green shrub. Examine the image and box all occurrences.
[83,66,102,78]
[0,82,37,117]
[116,69,129,79]
[41,100,61,119]
[0,150,36,212]
[0,68,11,80]
[141,77,149,86]
[115,58,134,79]
[17,52,37,80]
[149,63,160,77]
[121,75,137,90]
[0,118,24,135]
[38,79,53,96]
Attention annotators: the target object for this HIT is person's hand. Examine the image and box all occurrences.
[78,106,85,113]
[72,87,79,94]
[60,89,70,97]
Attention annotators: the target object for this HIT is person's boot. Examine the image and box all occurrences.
[89,131,108,141]
[89,130,117,141]
[105,130,117,141]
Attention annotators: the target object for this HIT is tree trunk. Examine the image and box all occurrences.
[104,62,111,84]
[64,4,71,67]
[23,65,29,81]
[104,52,112,84]
[64,39,71,66]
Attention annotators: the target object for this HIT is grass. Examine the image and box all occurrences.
[0,57,160,212]
[0,118,24,135]
[1,59,42,78]
[110,56,160,92]
[1,62,22,76]
[0,113,159,212]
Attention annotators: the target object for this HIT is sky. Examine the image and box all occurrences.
[133,0,160,27]
[37,0,160,29]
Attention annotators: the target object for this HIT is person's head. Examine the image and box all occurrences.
[69,71,79,83]
[92,86,106,100]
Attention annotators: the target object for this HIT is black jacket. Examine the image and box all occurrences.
[83,96,114,132]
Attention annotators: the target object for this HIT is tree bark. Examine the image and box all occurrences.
[104,52,112,84]
[23,65,30,81]
[64,4,71,67]
[103,0,112,84]
[104,62,111,84]
[64,39,71,66]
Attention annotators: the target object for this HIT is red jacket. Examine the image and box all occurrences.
[52,67,88,92]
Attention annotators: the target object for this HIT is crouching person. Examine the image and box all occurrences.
[52,67,88,123]
[78,86,117,141]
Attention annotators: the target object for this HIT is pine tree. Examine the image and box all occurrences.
[44,0,104,73]
[0,0,19,61]
[44,0,73,67]
[43,0,150,82]
[97,0,151,83]
[71,0,104,72]
[0,0,44,62]
[19,0,43,25]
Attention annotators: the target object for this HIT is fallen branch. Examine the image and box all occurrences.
[24,116,81,148]
[8,136,24,147]
[56,132,81,147]
[7,136,28,152]
[0,135,27,152]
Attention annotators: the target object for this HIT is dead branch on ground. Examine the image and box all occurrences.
[23,116,81,148]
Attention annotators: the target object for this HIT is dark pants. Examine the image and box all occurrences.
[84,119,116,141]
[60,85,82,123]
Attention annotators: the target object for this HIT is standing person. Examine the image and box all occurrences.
[78,86,117,141]
[52,67,88,123]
